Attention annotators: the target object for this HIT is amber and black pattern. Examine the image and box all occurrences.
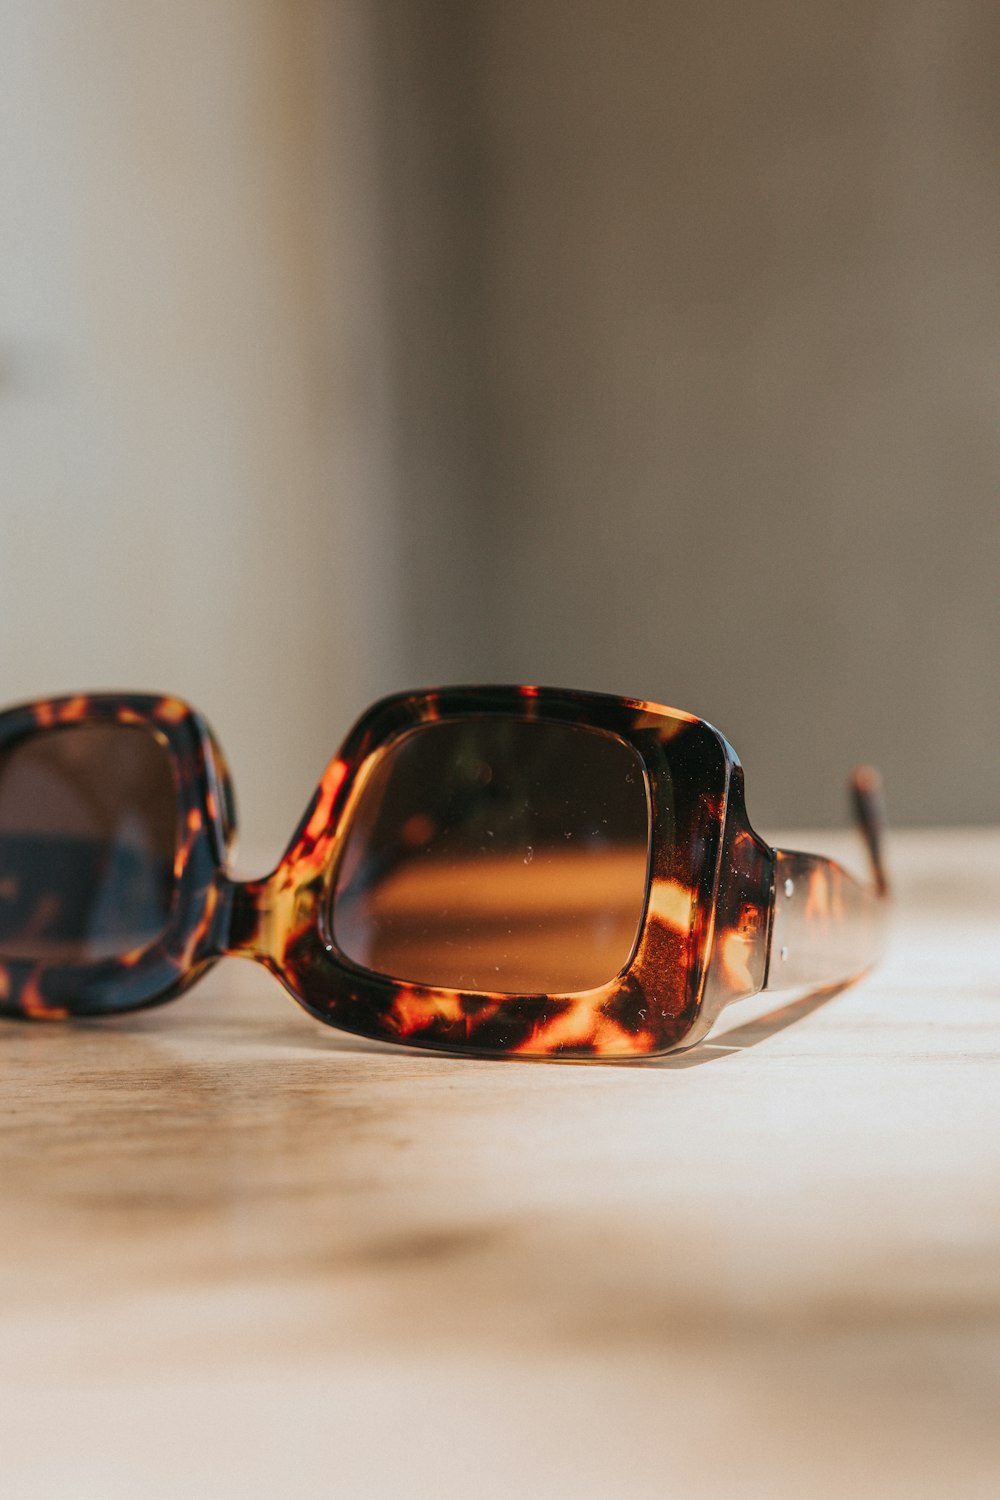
[0,686,889,1058]
[0,694,231,1020]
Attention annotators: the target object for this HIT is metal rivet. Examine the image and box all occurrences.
[780,945,789,962]
[784,878,795,899]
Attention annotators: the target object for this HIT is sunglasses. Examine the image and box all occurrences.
[0,687,888,1059]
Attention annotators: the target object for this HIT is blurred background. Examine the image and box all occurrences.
[2,0,998,853]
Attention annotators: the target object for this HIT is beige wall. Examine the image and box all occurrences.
[379,1,1000,827]
[0,1,401,856]
[3,3,997,837]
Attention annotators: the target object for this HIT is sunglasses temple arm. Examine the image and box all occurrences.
[763,766,890,993]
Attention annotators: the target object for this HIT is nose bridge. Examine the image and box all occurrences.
[211,870,300,964]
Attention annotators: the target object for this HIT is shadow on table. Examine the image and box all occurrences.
[642,984,850,1070]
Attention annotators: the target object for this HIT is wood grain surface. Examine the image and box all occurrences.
[1,830,998,1499]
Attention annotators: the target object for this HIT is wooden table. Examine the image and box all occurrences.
[2,831,998,1499]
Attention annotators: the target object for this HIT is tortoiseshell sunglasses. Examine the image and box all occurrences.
[0,687,888,1059]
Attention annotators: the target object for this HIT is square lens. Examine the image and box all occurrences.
[331,716,651,994]
[0,724,178,963]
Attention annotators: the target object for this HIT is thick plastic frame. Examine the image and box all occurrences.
[0,686,888,1059]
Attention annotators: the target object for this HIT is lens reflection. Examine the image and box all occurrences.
[0,725,178,963]
[331,717,651,993]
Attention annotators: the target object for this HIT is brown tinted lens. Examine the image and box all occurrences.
[0,725,178,963]
[331,717,650,993]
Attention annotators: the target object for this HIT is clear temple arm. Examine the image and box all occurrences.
[765,767,889,992]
